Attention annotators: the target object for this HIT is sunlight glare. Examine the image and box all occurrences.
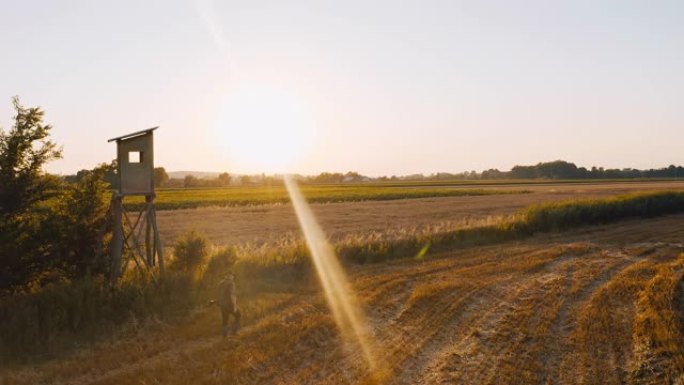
[215,85,315,172]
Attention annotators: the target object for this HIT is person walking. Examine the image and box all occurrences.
[218,272,241,337]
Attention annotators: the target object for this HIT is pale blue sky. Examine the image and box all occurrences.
[1,0,682,175]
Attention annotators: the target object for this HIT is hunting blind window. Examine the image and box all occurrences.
[129,151,142,163]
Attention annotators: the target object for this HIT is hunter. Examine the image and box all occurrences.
[218,272,241,337]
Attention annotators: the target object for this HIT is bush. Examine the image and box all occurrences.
[170,231,210,272]
[201,246,239,287]
[207,247,238,272]
[47,165,112,280]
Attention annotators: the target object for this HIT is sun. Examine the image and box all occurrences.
[214,84,316,173]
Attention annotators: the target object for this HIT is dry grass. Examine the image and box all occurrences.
[631,254,684,384]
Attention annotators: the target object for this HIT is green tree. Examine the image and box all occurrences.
[154,167,169,187]
[0,98,63,290]
[66,160,117,188]
[313,172,344,183]
[217,172,230,186]
[0,97,62,217]
[184,174,198,188]
[0,99,112,291]
[49,165,112,278]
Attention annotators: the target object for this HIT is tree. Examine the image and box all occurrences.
[154,167,169,187]
[536,160,579,179]
[217,172,231,186]
[510,165,537,179]
[47,165,112,278]
[312,172,344,183]
[0,98,63,290]
[184,174,198,188]
[0,98,111,291]
[343,171,364,182]
[65,160,117,188]
[0,97,62,217]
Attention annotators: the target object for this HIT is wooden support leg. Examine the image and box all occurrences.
[145,196,154,267]
[151,205,165,278]
[109,194,124,283]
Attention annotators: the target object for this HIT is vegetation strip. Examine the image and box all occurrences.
[124,186,529,210]
[234,190,684,270]
[331,190,684,264]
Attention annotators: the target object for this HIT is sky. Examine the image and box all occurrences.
[1,0,683,176]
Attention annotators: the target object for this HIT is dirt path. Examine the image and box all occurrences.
[3,215,684,384]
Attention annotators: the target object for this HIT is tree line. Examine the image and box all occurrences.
[172,161,684,187]
[66,160,684,191]
[334,161,684,182]
[490,160,684,180]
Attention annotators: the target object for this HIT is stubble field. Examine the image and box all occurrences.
[156,181,684,246]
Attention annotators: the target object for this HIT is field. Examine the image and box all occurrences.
[156,181,684,246]
[126,183,528,210]
[3,181,684,384]
[128,179,684,211]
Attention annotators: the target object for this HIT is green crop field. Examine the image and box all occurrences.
[125,184,529,210]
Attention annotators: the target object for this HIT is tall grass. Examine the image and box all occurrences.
[0,240,308,363]
[0,272,200,361]
[233,191,684,267]
[517,190,684,231]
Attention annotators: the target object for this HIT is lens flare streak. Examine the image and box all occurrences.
[284,175,377,371]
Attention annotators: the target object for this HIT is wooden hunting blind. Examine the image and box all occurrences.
[107,127,164,283]
[109,127,156,195]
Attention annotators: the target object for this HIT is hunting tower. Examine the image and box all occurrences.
[108,127,164,283]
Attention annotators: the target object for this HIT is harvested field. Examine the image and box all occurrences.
[156,181,684,246]
[4,214,684,384]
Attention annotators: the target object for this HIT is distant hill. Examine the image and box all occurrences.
[167,171,220,179]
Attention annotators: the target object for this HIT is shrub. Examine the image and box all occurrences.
[170,230,210,272]
[519,191,684,232]
[202,246,239,286]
